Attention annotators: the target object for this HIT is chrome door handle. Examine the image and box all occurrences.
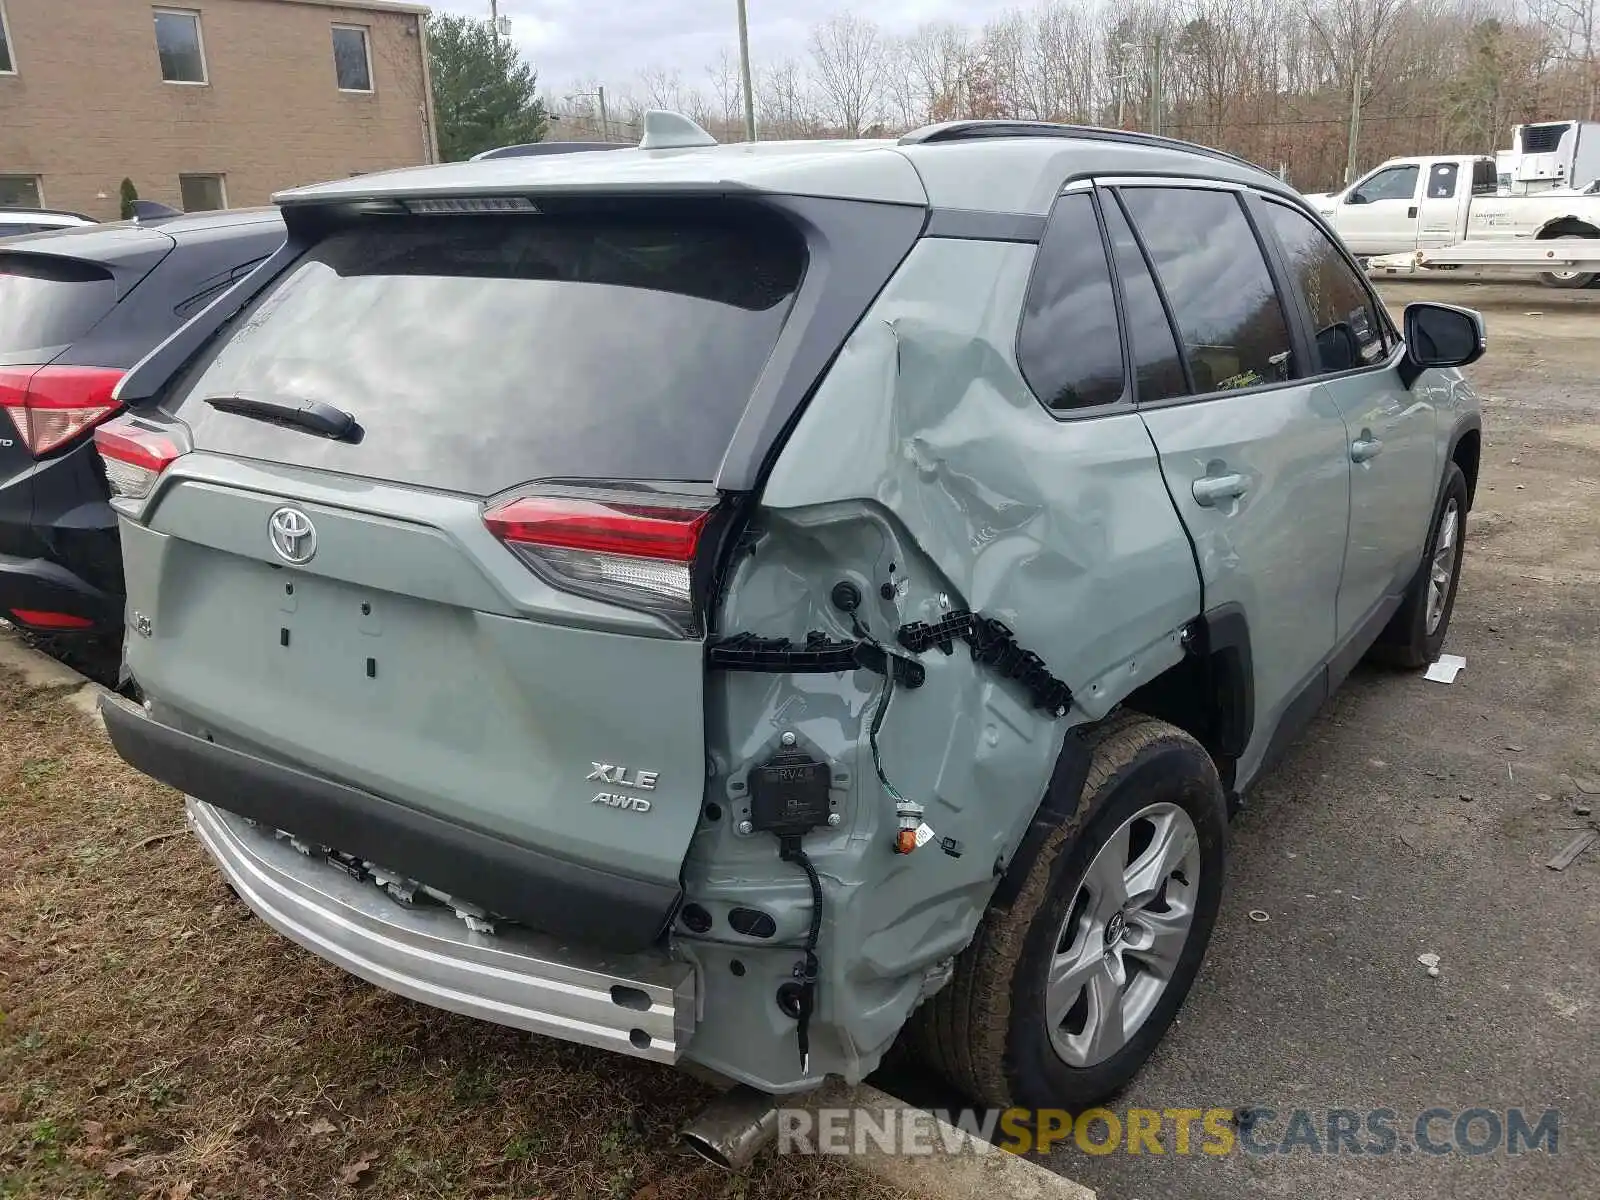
[1351,436,1384,463]
[1192,473,1250,506]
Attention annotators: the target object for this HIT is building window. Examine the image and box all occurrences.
[0,175,42,207]
[179,174,226,211]
[332,24,372,92]
[154,8,207,84]
[0,0,16,74]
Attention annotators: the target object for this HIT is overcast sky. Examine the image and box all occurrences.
[428,1,1018,97]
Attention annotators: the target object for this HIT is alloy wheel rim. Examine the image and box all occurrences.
[1045,802,1201,1068]
[1426,499,1460,635]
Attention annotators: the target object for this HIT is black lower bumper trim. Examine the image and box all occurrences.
[100,699,678,951]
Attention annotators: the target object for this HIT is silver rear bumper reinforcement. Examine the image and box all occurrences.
[186,798,697,1063]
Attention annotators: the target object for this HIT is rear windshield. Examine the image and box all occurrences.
[166,205,807,494]
[0,255,117,365]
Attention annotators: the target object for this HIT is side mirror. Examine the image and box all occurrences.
[1346,190,1367,205]
[1399,302,1485,387]
[1315,321,1360,372]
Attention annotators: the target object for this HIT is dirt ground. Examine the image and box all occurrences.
[1040,277,1600,1198]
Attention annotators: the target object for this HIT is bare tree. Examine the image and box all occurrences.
[756,56,822,139]
[1534,0,1600,117]
[706,48,747,140]
[592,0,1597,191]
[1303,0,1415,180]
[808,13,891,136]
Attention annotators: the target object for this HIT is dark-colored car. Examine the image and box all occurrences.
[0,207,284,680]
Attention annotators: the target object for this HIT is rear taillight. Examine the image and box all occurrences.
[483,484,717,634]
[93,416,184,499]
[0,365,125,456]
[10,609,95,630]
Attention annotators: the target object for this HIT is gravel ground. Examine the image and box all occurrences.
[1043,277,1600,1199]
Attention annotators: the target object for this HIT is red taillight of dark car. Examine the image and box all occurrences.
[0,364,126,456]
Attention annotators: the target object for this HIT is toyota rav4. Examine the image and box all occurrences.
[98,116,1483,1120]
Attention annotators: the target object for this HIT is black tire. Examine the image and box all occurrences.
[1537,227,1599,289]
[912,713,1228,1109]
[1537,270,1598,289]
[1371,462,1468,669]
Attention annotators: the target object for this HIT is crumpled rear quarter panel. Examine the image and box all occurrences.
[679,237,1200,1092]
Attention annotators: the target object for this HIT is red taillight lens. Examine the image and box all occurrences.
[10,608,95,630]
[484,495,711,560]
[483,486,717,633]
[93,416,184,499]
[0,365,125,456]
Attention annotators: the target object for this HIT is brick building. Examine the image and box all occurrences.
[0,0,436,219]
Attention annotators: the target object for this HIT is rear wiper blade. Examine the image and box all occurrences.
[205,394,360,442]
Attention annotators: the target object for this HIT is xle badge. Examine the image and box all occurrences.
[587,762,659,814]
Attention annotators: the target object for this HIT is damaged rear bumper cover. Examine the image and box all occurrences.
[184,798,695,1061]
[99,696,678,951]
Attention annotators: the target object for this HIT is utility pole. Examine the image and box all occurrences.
[1344,52,1364,185]
[597,84,610,144]
[1148,33,1163,136]
[735,0,757,141]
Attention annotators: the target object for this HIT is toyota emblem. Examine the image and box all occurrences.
[268,506,317,564]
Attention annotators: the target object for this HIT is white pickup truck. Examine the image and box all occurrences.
[1306,154,1600,286]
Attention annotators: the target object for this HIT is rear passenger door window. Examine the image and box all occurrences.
[1259,201,1390,374]
[1426,162,1459,199]
[1017,192,1125,411]
[1118,187,1295,394]
[1101,194,1188,403]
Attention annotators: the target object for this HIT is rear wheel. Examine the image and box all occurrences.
[1538,268,1598,289]
[1372,463,1468,669]
[1537,227,1599,288]
[912,714,1228,1109]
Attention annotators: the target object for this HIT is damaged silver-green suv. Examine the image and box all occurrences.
[99,115,1483,1131]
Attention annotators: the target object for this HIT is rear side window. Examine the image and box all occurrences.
[0,254,117,364]
[167,205,806,494]
[1120,188,1294,394]
[1017,192,1124,410]
[1260,202,1389,374]
[1101,195,1188,404]
[1427,162,1459,199]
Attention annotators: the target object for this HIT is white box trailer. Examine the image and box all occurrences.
[1505,120,1600,194]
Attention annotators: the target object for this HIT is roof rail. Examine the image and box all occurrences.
[899,120,1268,174]
[470,141,630,161]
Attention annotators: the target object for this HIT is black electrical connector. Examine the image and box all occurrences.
[708,630,924,688]
[897,610,1073,716]
[747,746,832,1073]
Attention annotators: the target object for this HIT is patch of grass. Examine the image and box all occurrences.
[0,663,906,1200]
[19,758,60,787]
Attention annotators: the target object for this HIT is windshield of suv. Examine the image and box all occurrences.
[166,204,807,494]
